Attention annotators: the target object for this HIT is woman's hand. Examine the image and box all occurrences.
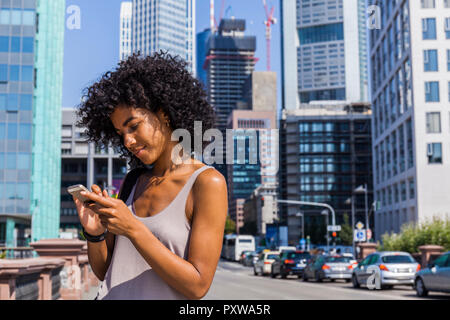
[81,190,141,238]
[73,184,107,236]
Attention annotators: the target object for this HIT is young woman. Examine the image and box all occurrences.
[73,52,228,300]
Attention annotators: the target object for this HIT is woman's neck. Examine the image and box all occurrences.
[151,141,198,177]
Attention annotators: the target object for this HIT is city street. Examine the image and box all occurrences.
[204,259,450,300]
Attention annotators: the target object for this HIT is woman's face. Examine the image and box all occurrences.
[110,105,171,165]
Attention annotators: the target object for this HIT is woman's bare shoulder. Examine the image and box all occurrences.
[193,166,227,193]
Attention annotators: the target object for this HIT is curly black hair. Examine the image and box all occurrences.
[76,51,216,168]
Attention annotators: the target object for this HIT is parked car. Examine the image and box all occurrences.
[239,251,254,265]
[415,251,450,297]
[303,255,354,282]
[271,251,311,279]
[254,251,280,276]
[277,246,297,252]
[242,251,258,267]
[352,252,420,289]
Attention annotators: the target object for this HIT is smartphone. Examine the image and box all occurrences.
[67,184,95,205]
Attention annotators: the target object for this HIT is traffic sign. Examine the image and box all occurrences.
[327,225,341,232]
[354,229,366,242]
[367,229,372,240]
[356,221,364,230]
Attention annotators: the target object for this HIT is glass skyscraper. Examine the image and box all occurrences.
[280,0,369,108]
[131,0,196,75]
[0,0,65,246]
[120,1,132,61]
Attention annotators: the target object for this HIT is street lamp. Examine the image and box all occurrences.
[345,197,356,257]
[321,209,330,253]
[354,184,369,241]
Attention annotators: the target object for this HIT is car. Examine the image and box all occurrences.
[277,246,297,252]
[242,251,258,267]
[415,251,450,297]
[303,255,354,282]
[352,251,420,290]
[253,251,280,276]
[239,250,254,265]
[271,250,311,279]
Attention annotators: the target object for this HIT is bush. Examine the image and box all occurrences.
[379,216,450,253]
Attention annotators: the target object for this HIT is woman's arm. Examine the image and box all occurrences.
[82,168,228,299]
[128,169,228,299]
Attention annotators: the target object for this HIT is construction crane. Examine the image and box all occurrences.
[262,0,277,71]
[210,0,227,34]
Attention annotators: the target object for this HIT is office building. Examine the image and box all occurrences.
[370,0,450,239]
[0,0,65,246]
[279,103,373,245]
[120,1,132,61]
[280,0,369,108]
[60,109,127,238]
[196,28,211,87]
[205,18,257,133]
[226,71,278,232]
[204,18,257,181]
[131,0,196,75]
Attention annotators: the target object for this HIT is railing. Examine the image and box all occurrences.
[0,240,100,300]
[0,247,35,259]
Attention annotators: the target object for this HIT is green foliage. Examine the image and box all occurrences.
[224,216,236,235]
[0,250,6,259]
[339,214,353,246]
[379,216,450,253]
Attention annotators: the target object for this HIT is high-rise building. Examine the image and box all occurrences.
[204,19,257,181]
[226,72,278,232]
[279,103,373,245]
[370,0,450,240]
[0,0,66,246]
[196,28,211,87]
[280,0,369,108]
[120,2,132,61]
[131,0,196,75]
[60,109,127,239]
[205,18,257,133]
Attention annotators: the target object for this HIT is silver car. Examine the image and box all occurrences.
[352,251,420,289]
[415,252,450,297]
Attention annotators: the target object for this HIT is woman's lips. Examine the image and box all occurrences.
[135,147,146,156]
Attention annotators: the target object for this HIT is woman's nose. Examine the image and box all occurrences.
[123,134,136,148]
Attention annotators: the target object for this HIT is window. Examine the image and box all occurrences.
[424,50,438,71]
[446,18,450,39]
[448,50,450,71]
[409,179,415,199]
[426,112,441,133]
[0,36,8,52]
[425,82,440,102]
[22,37,34,53]
[427,143,442,164]
[422,18,437,39]
[21,66,33,82]
[421,0,435,8]
[0,65,6,81]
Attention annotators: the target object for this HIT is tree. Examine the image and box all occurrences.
[224,216,236,235]
[380,216,450,253]
[339,213,353,246]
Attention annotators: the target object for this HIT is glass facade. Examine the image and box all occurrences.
[132,0,195,73]
[30,0,66,242]
[280,108,373,244]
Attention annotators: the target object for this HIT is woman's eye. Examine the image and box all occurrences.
[130,124,139,131]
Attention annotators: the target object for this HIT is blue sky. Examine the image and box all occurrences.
[62,0,281,109]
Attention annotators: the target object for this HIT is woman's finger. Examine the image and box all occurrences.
[103,189,109,197]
